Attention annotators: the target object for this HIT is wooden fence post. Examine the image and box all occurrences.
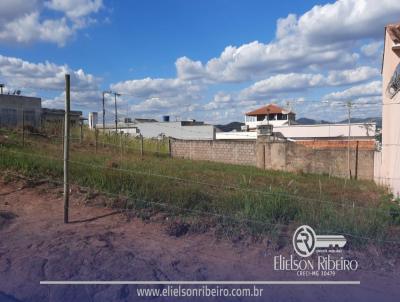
[63,74,71,224]
[168,138,172,158]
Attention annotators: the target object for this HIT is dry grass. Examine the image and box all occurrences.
[0,127,399,245]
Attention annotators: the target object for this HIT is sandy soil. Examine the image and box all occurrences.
[0,177,399,302]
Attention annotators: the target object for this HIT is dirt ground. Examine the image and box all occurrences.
[0,177,399,302]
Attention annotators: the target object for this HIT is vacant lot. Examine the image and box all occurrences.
[0,178,399,302]
[0,128,399,245]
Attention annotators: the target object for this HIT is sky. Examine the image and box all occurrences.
[0,0,398,124]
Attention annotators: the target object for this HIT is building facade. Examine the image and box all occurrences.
[379,23,400,196]
[41,108,83,127]
[102,120,215,140]
[88,112,98,129]
[0,94,42,128]
[245,104,295,130]
[216,123,376,142]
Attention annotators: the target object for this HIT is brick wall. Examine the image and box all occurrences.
[257,141,374,179]
[170,139,375,179]
[295,140,375,150]
[171,139,256,166]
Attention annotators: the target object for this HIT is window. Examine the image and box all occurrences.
[267,114,278,120]
[245,116,256,122]
[277,114,287,120]
[387,63,400,99]
[257,115,266,121]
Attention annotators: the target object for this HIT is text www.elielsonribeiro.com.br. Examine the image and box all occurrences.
[136,285,264,298]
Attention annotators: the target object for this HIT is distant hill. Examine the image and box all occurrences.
[215,122,244,132]
[337,117,382,128]
[296,117,382,128]
[296,118,330,125]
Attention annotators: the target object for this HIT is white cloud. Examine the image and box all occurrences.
[0,54,100,91]
[111,1,393,121]
[157,0,393,121]
[0,0,103,46]
[203,92,236,111]
[111,78,201,99]
[0,54,100,110]
[45,0,103,19]
[176,0,400,84]
[176,57,206,81]
[360,41,383,57]
[177,42,358,83]
[323,80,382,101]
[42,89,101,110]
[0,12,74,46]
[240,73,325,99]
[326,66,379,85]
[239,66,379,99]
[110,77,204,117]
[292,0,400,43]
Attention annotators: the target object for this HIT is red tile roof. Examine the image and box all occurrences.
[246,104,292,116]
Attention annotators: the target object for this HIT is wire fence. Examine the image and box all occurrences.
[0,79,399,246]
[2,143,399,214]
[1,125,400,245]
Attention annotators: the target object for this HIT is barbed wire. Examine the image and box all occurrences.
[1,168,399,245]
[1,146,399,215]
[5,171,398,278]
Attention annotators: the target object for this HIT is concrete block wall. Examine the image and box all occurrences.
[171,138,375,180]
[171,139,256,166]
[259,141,374,179]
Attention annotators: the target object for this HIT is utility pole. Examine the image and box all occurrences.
[286,101,292,126]
[102,91,106,131]
[64,74,71,224]
[102,90,113,131]
[347,101,352,179]
[114,92,121,132]
[102,90,120,132]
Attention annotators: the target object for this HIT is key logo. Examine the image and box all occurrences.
[293,225,347,257]
[293,225,317,257]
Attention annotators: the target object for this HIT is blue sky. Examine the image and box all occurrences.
[0,0,397,123]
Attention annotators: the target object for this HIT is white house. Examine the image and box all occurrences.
[216,123,376,141]
[244,104,295,130]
